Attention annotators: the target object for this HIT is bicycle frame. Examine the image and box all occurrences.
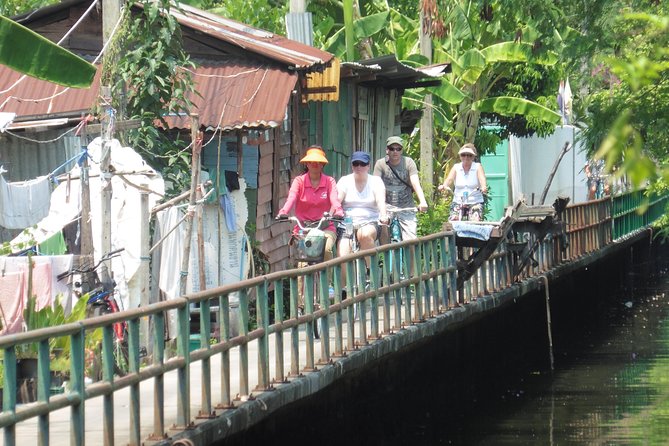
[277,213,341,339]
[384,206,417,282]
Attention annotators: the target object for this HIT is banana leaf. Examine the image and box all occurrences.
[457,48,486,84]
[430,79,467,105]
[472,96,562,125]
[481,42,558,66]
[324,11,391,58]
[0,15,95,88]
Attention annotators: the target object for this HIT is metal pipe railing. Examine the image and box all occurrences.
[1,191,668,445]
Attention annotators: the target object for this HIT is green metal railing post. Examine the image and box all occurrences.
[152,311,166,439]
[129,317,141,445]
[448,234,458,306]
[369,253,380,340]
[304,272,316,370]
[239,288,250,396]
[176,303,191,427]
[438,237,448,310]
[218,293,232,408]
[70,327,85,446]
[274,280,286,381]
[289,277,300,376]
[403,245,413,325]
[393,245,403,328]
[356,257,368,346]
[200,298,213,416]
[3,347,17,446]
[414,243,424,321]
[257,280,270,389]
[346,261,355,350]
[37,339,50,446]
[318,269,331,363]
[381,251,392,334]
[102,325,114,445]
[333,267,345,355]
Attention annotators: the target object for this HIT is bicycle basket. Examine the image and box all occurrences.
[291,229,327,263]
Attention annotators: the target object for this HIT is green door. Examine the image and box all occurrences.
[480,138,509,221]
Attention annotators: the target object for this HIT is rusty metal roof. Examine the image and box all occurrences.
[0,62,298,131]
[166,62,297,131]
[167,4,334,71]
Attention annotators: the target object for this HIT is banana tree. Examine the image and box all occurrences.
[0,15,95,88]
[397,0,565,173]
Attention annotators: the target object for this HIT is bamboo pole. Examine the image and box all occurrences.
[179,114,202,297]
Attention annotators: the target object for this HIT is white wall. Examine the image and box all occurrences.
[509,125,588,206]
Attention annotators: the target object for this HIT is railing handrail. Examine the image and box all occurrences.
[2,189,668,446]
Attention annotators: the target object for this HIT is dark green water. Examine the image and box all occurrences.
[224,243,669,445]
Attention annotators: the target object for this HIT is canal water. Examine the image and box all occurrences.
[224,242,669,445]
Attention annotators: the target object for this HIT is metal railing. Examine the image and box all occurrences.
[1,189,667,446]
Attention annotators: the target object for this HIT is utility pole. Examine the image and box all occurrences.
[139,184,150,347]
[99,86,114,287]
[419,8,434,198]
[78,115,94,291]
[98,0,121,285]
[103,0,122,43]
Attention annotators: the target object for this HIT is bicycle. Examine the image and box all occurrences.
[57,248,129,376]
[276,213,341,339]
[443,186,485,221]
[383,205,417,281]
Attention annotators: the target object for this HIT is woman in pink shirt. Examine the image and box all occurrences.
[276,146,343,263]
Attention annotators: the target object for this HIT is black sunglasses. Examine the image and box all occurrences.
[352,161,369,167]
[387,146,402,152]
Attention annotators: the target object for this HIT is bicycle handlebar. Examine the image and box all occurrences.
[275,212,342,231]
[57,248,126,281]
[386,205,418,214]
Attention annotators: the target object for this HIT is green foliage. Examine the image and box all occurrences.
[106,0,197,196]
[0,15,96,88]
[183,0,288,35]
[0,227,37,255]
[417,196,451,237]
[0,0,58,17]
[582,11,669,189]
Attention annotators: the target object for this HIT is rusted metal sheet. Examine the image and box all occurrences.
[0,65,101,119]
[0,63,298,131]
[171,4,334,70]
[303,58,340,102]
[165,63,298,131]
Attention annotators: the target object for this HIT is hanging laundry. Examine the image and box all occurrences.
[0,173,52,229]
[21,261,53,311]
[39,231,67,255]
[220,193,237,232]
[0,271,25,335]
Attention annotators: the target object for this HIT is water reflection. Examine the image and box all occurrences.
[222,251,669,446]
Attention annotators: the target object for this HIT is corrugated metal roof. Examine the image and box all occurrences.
[0,62,298,131]
[303,58,340,102]
[169,4,333,70]
[13,0,335,72]
[166,62,298,131]
[342,55,449,88]
[0,66,101,119]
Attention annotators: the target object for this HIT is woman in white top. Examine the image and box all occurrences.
[337,151,388,257]
[438,143,488,221]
